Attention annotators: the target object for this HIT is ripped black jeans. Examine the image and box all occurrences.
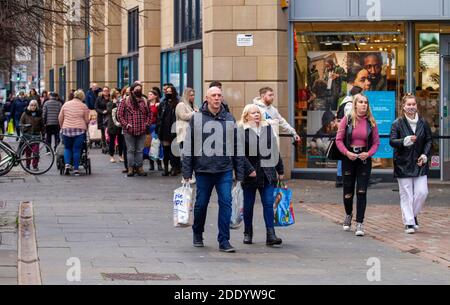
[342,157,372,223]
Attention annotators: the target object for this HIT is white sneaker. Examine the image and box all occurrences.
[343,214,352,231]
[414,217,419,231]
[405,225,415,234]
[355,223,365,236]
[110,157,116,163]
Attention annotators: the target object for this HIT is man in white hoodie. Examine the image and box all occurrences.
[253,87,301,143]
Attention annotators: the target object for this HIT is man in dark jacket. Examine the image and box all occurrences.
[11,92,29,137]
[85,83,101,110]
[182,86,244,253]
[42,92,62,150]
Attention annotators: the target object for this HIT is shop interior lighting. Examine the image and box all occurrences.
[300,31,401,36]
[324,37,333,45]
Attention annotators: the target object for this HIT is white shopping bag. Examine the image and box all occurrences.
[173,183,193,227]
[230,182,244,229]
[150,137,161,161]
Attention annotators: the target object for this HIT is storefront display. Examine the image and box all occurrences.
[294,22,405,169]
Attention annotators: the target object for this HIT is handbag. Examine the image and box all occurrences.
[273,181,295,227]
[326,138,343,160]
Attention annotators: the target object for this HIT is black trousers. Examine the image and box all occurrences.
[108,133,124,157]
[46,125,60,150]
[342,157,372,223]
[123,138,128,169]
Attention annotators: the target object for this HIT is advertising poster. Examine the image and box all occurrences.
[306,51,389,167]
[365,91,396,159]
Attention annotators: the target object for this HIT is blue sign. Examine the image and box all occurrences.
[365,91,396,159]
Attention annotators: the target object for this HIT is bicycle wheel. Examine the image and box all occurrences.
[0,142,15,176]
[19,140,55,175]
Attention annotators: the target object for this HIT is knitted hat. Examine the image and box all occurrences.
[130,82,142,92]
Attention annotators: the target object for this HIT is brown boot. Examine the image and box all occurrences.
[127,167,135,177]
[136,167,147,177]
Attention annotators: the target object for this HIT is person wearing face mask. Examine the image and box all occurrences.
[157,85,180,176]
[117,82,152,177]
[390,94,432,234]
[20,100,44,171]
[336,94,380,237]
[95,86,111,153]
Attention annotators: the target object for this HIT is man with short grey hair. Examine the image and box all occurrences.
[182,86,244,253]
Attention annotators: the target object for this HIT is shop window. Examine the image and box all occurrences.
[174,0,202,44]
[128,7,139,53]
[76,58,90,93]
[59,66,66,102]
[49,69,54,92]
[414,24,450,172]
[118,55,138,89]
[161,49,202,104]
[294,22,406,170]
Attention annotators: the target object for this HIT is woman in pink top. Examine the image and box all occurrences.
[58,89,90,176]
[335,94,380,237]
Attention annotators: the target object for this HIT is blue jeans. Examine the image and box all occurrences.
[63,133,85,170]
[243,184,275,230]
[193,171,233,246]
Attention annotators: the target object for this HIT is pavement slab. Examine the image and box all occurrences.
[0,149,448,284]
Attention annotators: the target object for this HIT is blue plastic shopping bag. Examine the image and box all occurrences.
[273,181,295,227]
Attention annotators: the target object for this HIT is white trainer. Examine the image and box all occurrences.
[355,223,365,236]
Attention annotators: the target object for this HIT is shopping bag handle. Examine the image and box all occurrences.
[277,180,287,189]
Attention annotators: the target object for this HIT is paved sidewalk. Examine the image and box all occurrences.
[0,199,18,285]
[302,203,450,267]
[0,150,449,284]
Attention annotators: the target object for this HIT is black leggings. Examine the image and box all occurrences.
[46,125,60,150]
[108,133,124,157]
[162,145,180,171]
[342,157,372,223]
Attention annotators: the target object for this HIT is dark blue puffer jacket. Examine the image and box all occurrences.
[11,98,28,122]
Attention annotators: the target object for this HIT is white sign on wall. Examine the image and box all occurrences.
[237,34,254,47]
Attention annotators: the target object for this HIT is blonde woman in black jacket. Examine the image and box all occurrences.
[390,94,432,234]
[238,104,284,246]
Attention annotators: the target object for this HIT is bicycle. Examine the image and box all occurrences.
[0,125,55,176]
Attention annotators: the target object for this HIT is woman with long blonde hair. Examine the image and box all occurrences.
[335,93,380,237]
[389,94,432,234]
[239,104,284,246]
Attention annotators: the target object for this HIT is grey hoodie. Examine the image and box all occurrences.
[253,97,298,137]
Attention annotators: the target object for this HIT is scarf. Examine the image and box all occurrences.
[405,113,418,133]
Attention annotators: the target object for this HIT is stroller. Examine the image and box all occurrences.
[56,137,92,175]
